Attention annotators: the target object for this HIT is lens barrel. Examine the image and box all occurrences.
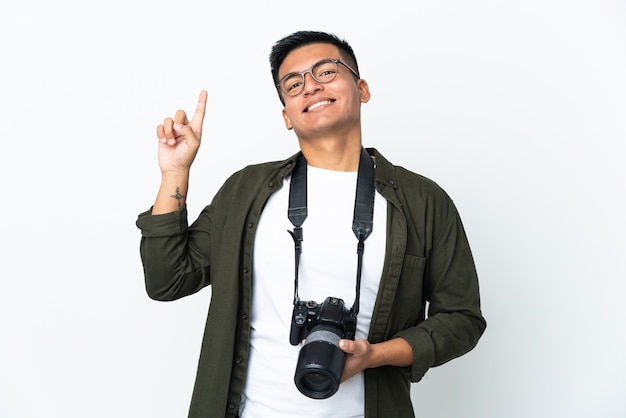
[293,324,345,399]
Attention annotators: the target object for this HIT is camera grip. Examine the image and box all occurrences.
[289,306,308,345]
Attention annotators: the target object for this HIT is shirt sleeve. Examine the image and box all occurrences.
[394,197,486,382]
[136,205,212,301]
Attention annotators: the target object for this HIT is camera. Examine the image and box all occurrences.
[289,296,357,399]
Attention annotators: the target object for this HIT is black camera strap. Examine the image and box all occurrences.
[287,147,375,317]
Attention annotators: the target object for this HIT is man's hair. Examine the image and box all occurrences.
[269,30,360,87]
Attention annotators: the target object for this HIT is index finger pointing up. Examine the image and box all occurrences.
[191,90,208,128]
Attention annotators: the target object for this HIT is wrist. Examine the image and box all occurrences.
[153,176,190,215]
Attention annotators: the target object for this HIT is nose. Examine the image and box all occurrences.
[302,71,323,95]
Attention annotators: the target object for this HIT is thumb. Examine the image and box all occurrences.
[173,122,200,148]
[339,339,354,353]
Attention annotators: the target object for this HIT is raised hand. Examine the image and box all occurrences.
[151,90,207,215]
[156,90,208,175]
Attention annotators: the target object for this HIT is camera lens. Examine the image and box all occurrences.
[294,324,345,399]
[301,371,331,393]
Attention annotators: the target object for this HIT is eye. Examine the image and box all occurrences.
[287,81,302,92]
[281,74,303,92]
[313,61,338,82]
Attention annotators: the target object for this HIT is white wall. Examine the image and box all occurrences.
[1,1,624,417]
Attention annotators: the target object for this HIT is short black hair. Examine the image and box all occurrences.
[269,30,360,88]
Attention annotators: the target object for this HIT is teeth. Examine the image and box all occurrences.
[307,100,332,112]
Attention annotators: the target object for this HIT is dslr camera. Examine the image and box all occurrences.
[289,296,357,399]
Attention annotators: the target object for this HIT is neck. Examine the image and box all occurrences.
[298,137,363,171]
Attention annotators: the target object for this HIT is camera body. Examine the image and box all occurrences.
[289,296,357,399]
[289,296,356,346]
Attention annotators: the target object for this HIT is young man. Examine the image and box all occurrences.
[137,31,486,418]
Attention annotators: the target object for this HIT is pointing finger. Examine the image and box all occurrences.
[192,90,208,122]
[190,90,208,131]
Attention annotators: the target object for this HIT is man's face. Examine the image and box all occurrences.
[278,43,370,140]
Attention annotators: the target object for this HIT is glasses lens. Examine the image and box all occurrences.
[312,60,338,84]
[281,73,304,97]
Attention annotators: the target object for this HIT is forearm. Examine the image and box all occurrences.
[369,337,413,368]
[152,171,190,215]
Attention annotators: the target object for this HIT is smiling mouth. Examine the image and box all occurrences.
[304,100,334,112]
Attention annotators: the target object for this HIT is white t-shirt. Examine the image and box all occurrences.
[240,165,387,418]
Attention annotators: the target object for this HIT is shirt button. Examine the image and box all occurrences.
[243,268,249,274]
[268,181,275,187]
[228,403,235,409]
[389,180,396,185]
[235,356,242,364]
[242,313,248,320]
[247,222,253,228]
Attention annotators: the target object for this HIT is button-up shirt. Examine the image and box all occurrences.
[136,148,486,417]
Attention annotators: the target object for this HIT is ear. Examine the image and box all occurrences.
[282,108,293,130]
[358,79,371,103]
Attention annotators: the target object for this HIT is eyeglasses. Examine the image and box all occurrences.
[277,58,360,97]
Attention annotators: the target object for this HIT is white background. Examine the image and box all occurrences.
[1,1,625,417]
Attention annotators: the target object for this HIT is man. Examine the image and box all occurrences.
[137,30,486,418]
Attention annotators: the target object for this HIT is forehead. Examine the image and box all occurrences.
[279,43,342,76]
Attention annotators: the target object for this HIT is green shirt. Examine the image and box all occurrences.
[136,148,486,418]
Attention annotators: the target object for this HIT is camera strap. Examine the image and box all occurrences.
[287,147,375,317]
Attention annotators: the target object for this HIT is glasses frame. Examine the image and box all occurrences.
[277,58,360,97]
